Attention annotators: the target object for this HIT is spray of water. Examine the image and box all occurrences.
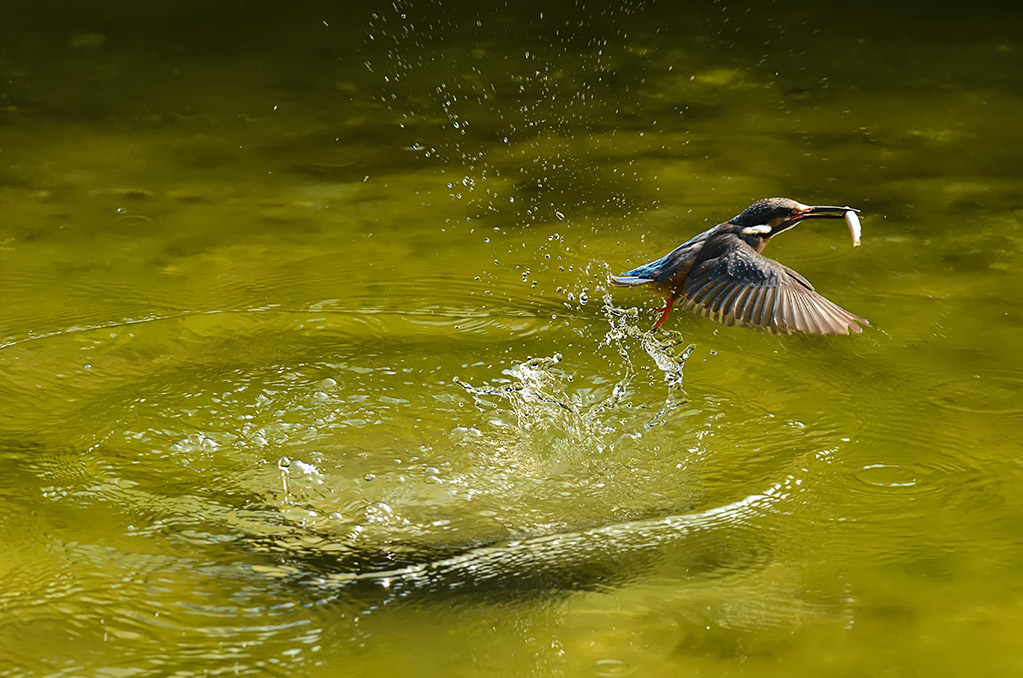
[454,293,695,460]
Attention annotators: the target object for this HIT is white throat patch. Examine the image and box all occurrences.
[741,225,772,235]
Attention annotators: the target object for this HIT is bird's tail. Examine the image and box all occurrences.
[609,274,654,287]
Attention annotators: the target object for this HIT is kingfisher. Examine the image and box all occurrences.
[610,197,867,334]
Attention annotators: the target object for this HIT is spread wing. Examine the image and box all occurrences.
[681,242,867,335]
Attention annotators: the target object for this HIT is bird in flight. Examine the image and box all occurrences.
[610,197,867,334]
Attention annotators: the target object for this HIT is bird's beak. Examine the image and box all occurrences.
[775,204,857,233]
[800,205,858,219]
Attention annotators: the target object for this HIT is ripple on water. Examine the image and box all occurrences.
[837,427,1005,517]
[855,463,921,490]
[594,658,634,676]
[0,300,861,642]
[928,369,1023,416]
[1,541,326,675]
[806,365,1015,577]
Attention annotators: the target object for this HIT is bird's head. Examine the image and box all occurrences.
[730,197,857,240]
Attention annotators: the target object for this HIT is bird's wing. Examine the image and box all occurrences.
[680,242,867,335]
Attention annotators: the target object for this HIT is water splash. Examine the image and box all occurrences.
[600,293,694,427]
[454,353,610,458]
[454,294,695,458]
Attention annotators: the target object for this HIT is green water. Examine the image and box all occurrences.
[2,1,1023,675]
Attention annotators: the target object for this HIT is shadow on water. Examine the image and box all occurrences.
[252,478,788,607]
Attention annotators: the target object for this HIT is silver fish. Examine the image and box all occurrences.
[844,210,862,247]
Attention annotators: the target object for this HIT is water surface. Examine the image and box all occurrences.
[2,1,1023,676]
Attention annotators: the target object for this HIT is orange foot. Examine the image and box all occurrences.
[651,297,677,330]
